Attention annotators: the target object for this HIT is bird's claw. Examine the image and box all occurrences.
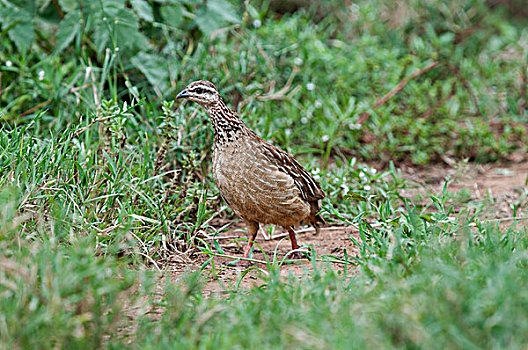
[288,250,311,260]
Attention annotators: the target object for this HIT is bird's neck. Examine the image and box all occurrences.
[205,100,246,145]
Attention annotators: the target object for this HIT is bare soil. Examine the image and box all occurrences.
[162,161,528,292]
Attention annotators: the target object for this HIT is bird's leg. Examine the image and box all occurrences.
[242,220,259,259]
[287,227,307,260]
[287,227,300,250]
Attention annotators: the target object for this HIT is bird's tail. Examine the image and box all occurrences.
[309,201,325,234]
[311,213,326,235]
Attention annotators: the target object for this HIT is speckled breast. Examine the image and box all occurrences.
[212,137,310,227]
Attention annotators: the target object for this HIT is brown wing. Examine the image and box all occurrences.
[259,141,325,202]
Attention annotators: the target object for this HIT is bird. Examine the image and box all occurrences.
[176,80,325,260]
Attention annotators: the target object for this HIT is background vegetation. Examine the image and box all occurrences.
[0,0,527,348]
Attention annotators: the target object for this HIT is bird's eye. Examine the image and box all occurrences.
[195,88,203,94]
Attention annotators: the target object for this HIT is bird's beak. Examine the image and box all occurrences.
[176,89,189,99]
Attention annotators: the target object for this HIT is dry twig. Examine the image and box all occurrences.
[257,66,300,101]
[19,99,52,118]
[73,115,118,137]
[519,63,527,117]
[358,61,442,124]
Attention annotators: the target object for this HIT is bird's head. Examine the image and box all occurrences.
[176,80,220,107]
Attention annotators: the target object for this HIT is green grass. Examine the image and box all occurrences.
[0,237,145,349]
[2,181,527,348]
[1,0,528,348]
[133,222,528,349]
[1,0,527,163]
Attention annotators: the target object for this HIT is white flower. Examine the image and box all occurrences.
[371,168,377,175]
[348,122,361,130]
[253,19,262,28]
[321,134,330,142]
[6,60,12,67]
[285,128,292,136]
[314,100,322,108]
[306,82,315,91]
[293,57,303,66]
[38,70,45,81]
[364,185,371,191]
[301,117,308,124]
[341,183,349,196]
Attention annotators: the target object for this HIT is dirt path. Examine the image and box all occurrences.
[163,161,528,292]
[402,162,528,219]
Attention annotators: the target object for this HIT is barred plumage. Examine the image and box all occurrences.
[177,80,325,260]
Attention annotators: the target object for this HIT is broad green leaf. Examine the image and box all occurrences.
[101,0,125,7]
[93,25,110,54]
[160,4,183,27]
[131,0,153,22]
[9,21,35,53]
[58,0,78,12]
[114,9,148,50]
[194,6,222,36]
[194,0,241,36]
[54,10,81,55]
[0,5,35,53]
[207,0,240,24]
[131,52,169,91]
[100,0,126,17]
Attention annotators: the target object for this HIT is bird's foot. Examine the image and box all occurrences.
[287,250,311,261]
